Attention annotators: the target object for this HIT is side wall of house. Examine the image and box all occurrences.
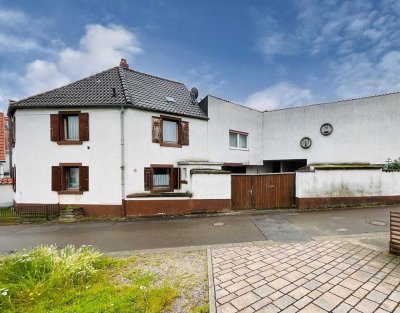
[262,93,400,164]
[13,109,122,215]
[206,96,264,166]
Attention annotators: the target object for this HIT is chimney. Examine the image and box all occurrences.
[119,58,129,69]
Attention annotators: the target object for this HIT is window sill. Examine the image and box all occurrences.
[151,187,174,193]
[58,190,84,195]
[229,147,249,151]
[57,140,83,145]
[160,142,182,148]
[127,192,192,198]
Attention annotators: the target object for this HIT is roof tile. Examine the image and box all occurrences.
[9,67,207,119]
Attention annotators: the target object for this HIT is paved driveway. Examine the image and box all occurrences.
[211,241,400,312]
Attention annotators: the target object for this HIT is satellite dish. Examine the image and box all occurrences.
[190,87,199,102]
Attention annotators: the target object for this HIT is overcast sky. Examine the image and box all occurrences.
[1,0,400,112]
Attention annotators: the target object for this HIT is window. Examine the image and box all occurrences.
[66,167,79,189]
[163,120,178,143]
[144,165,180,192]
[152,116,189,147]
[229,132,238,147]
[165,96,176,103]
[50,112,89,144]
[64,115,79,140]
[153,167,171,188]
[52,164,89,194]
[229,130,248,150]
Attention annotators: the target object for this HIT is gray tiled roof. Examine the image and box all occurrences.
[8,67,207,120]
[122,68,207,119]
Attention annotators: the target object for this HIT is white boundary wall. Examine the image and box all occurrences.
[296,169,400,198]
[191,172,231,199]
[0,184,13,207]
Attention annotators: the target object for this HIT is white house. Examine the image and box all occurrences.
[7,59,400,216]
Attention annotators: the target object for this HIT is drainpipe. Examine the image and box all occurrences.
[120,106,126,217]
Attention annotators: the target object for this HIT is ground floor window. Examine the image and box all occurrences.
[153,167,171,188]
[52,164,89,194]
[144,165,180,192]
[66,167,80,190]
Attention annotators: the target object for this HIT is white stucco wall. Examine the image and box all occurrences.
[13,91,400,206]
[123,109,209,195]
[206,96,264,165]
[191,173,231,199]
[0,184,13,207]
[13,109,122,205]
[263,93,400,164]
[177,161,223,193]
[296,169,400,198]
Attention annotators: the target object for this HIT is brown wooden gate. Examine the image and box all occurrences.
[232,173,295,210]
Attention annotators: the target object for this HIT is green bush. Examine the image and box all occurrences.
[383,158,400,171]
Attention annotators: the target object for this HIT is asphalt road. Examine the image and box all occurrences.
[0,206,397,253]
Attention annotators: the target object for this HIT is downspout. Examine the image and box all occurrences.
[120,106,126,217]
[8,110,14,207]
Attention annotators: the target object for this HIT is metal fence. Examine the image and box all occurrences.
[390,211,400,256]
[0,205,60,221]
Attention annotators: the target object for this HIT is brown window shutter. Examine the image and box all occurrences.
[152,117,161,143]
[172,167,180,190]
[79,113,89,141]
[12,166,16,192]
[50,114,60,142]
[80,166,89,191]
[144,167,152,190]
[51,166,61,191]
[181,121,189,145]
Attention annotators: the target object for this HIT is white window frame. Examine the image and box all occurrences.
[229,130,249,151]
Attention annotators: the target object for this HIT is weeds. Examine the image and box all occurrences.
[0,245,179,313]
[383,158,400,171]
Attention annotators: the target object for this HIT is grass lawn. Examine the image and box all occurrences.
[0,245,208,313]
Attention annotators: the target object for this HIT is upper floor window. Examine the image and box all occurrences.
[50,111,89,145]
[163,120,178,144]
[64,115,79,140]
[229,130,248,150]
[152,115,189,148]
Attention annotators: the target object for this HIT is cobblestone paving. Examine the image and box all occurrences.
[211,241,400,312]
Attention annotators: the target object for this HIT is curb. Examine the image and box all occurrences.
[207,249,216,313]
[105,240,274,257]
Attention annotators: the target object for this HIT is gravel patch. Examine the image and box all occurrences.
[115,250,208,312]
